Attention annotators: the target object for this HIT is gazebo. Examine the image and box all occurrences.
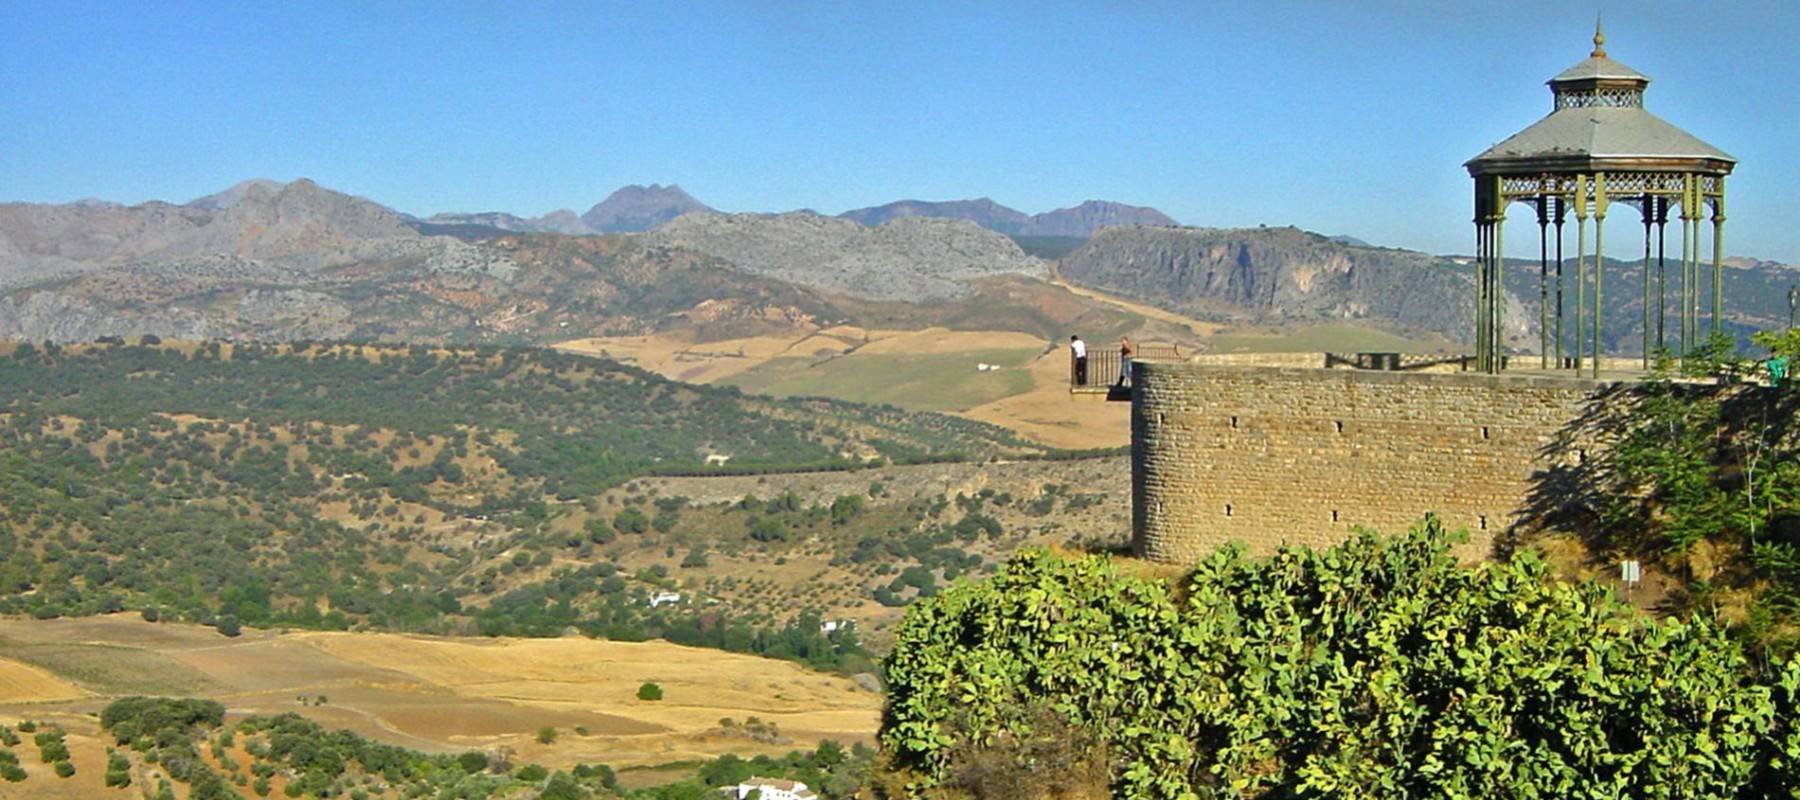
[1465,24,1735,375]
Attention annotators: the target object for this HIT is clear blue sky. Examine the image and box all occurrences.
[3,1,1796,260]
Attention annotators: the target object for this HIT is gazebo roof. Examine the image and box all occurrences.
[1468,107,1735,169]
[1466,26,1734,176]
[1549,54,1651,84]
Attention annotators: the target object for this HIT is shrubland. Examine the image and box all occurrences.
[880,522,1800,799]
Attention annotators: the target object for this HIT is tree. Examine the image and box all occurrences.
[214,615,241,638]
[536,726,557,745]
[541,770,586,800]
[748,517,787,543]
[636,682,663,701]
[105,751,132,787]
[586,517,616,544]
[614,509,649,535]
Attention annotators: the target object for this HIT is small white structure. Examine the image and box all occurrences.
[705,453,733,466]
[647,591,683,608]
[819,619,852,635]
[723,777,817,800]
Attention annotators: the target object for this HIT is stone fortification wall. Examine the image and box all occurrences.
[1130,361,1620,563]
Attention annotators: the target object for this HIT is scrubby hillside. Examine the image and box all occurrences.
[0,339,1129,661]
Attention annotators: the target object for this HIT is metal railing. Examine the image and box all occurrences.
[1070,342,1183,392]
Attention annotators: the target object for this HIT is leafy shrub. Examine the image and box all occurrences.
[637,682,663,701]
[105,750,133,787]
[53,760,74,778]
[884,521,1779,798]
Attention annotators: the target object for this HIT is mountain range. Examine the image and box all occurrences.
[0,177,1792,351]
[837,198,1177,237]
[417,184,713,235]
[419,187,1177,240]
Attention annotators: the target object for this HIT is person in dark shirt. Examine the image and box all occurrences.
[1117,336,1136,387]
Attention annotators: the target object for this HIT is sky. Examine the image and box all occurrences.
[2,1,1796,260]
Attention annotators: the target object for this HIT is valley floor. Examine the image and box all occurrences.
[0,616,880,774]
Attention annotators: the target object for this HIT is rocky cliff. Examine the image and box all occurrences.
[1059,226,1497,339]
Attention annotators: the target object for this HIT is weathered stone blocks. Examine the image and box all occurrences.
[1131,361,1619,564]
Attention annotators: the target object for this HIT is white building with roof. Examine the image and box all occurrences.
[722,776,817,800]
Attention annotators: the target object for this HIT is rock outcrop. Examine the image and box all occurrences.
[1060,225,1494,339]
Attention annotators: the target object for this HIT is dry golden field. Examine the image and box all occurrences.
[0,616,881,776]
[557,324,1133,448]
[0,657,88,704]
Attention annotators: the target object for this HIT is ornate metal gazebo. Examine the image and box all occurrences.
[1465,24,1735,375]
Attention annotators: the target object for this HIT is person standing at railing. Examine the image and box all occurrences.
[1117,336,1136,387]
[1070,335,1088,386]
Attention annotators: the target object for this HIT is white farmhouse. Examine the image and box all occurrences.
[722,777,817,800]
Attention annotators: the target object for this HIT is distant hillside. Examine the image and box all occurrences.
[1024,200,1178,236]
[645,212,1046,301]
[839,198,1177,237]
[839,198,1030,233]
[6,178,1793,352]
[0,178,480,290]
[0,339,1057,648]
[1061,226,1795,350]
[416,184,715,237]
[1059,225,1493,340]
[582,183,713,232]
[418,208,592,235]
[185,177,286,210]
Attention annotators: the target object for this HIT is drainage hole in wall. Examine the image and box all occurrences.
[1224,504,1233,517]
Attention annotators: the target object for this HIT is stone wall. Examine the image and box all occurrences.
[1130,360,1623,563]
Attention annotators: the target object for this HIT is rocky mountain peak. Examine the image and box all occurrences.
[186,178,288,210]
[581,184,714,233]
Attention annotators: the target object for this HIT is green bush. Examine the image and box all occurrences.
[105,750,132,787]
[884,521,1779,798]
[0,763,25,782]
[536,726,557,745]
[53,760,74,778]
[636,682,663,701]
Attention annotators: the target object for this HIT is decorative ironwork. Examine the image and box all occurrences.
[1554,88,1644,109]
[1464,26,1734,376]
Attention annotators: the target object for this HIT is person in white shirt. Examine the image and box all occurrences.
[1070,335,1088,385]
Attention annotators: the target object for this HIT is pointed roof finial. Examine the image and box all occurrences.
[1591,13,1607,57]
